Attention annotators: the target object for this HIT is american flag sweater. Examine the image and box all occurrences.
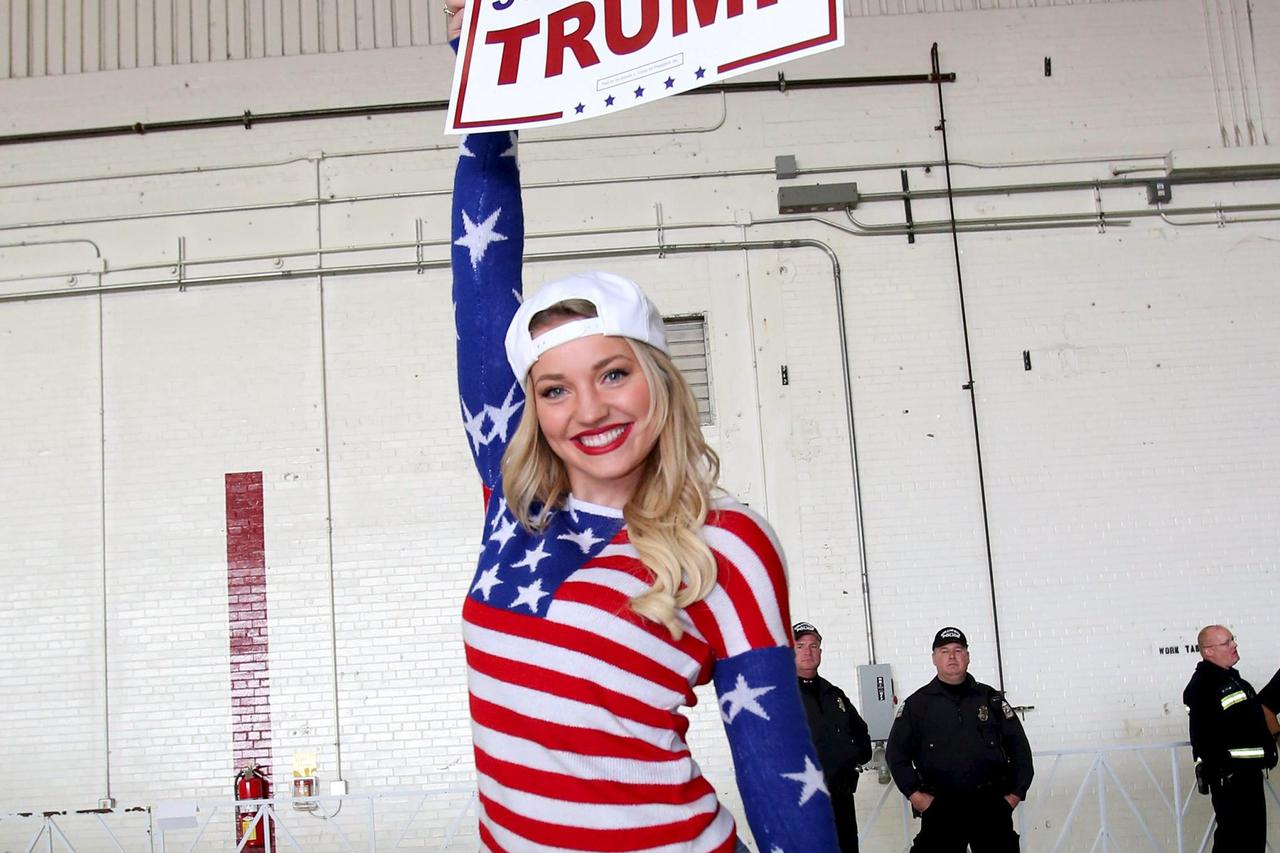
[452,128,840,853]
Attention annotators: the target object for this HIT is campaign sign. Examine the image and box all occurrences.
[446,0,844,134]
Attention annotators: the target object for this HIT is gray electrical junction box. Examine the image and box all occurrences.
[856,663,896,742]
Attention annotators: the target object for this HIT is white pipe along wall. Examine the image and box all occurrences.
[1,0,1279,848]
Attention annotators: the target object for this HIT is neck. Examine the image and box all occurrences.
[938,673,967,685]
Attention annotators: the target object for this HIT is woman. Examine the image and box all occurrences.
[448,8,839,850]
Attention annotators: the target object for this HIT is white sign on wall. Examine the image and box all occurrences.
[446,0,844,134]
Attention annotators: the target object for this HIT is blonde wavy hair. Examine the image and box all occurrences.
[501,300,721,637]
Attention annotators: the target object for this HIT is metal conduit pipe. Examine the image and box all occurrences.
[0,95,731,194]
[932,41,1004,691]
[7,160,1280,236]
[11,196,1280,293]
[0,236,880,665]
[0,139,1163,195]
[0,71,953,149]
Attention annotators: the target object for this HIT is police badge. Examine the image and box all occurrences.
[977,704,989,722]
[837,696,847,713]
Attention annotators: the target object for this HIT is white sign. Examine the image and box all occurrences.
[446,0,844,134]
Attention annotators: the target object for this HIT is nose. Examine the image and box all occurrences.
[576,385,609,425]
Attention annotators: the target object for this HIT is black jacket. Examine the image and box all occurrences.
[1183,660,1277,775]
[798,674,873,792]
[885,675,1034,799]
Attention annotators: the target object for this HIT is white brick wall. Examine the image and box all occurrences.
[2,0,1279,847]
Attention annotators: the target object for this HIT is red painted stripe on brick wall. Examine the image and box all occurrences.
[226,471,272,779]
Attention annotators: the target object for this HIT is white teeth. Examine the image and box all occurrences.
[578,426,625,448]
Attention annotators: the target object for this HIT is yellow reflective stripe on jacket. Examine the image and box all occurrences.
[1221,691,1247,710]
[1228,747,1265,759]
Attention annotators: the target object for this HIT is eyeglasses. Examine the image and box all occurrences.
[1203,636,1237,649]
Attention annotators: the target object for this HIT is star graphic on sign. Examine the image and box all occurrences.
[557,527,603,554]
[695,67,706,79]
[605,94,615,107]
[461,399,488,453]
[719,674,775,723]
[490,517,517,552]
[485,385,523,444]
[500,131,518,160]
[455,208,507,270]
[634,85,645,98]
[490,497,508,530]
[472,565,502,601]
[511,578,549,612]
[574,102,585,114]
[664,76,675,89]
[781,757,829,806]
[458,136,475,158]
[511,539,550,572]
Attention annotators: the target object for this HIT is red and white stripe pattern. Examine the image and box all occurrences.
[462,496,834,852]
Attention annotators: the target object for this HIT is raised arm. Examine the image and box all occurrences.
[451,127,525,490]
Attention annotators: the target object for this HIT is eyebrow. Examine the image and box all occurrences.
[533,353,631,384]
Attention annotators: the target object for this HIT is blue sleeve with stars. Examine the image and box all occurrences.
[714,645,841,852]
[452,129,526,491]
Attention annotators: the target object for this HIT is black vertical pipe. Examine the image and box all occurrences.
[931,43,1006,691]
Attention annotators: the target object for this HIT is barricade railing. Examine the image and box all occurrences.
[4,743,1277,852]
[854,740,1278,853]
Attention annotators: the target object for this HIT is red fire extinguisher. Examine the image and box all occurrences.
[234,761,269,851]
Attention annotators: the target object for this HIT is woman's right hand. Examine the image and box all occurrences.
[446,0,464,40]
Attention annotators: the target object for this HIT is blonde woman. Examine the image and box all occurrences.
[448,8,839,850]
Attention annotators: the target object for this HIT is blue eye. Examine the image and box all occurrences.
[603,368,628,383]
[539,386,565,399]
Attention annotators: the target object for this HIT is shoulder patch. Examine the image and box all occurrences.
[1002,700,1015,719]
[894,701,905,719]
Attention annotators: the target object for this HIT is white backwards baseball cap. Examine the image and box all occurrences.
[505,271,668,382]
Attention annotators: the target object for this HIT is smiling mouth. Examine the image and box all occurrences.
[574,424,630,454]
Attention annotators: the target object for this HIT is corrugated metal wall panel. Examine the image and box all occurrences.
[0,0,449,77]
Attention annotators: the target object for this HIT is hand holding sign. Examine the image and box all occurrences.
[446,0,464,40]
[446,0,843,133]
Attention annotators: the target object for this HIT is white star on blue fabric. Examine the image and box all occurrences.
[490,497,508,531]
[511,539,550,572]
[511,578,548,612]
[719,674,775,723]
[557,527,603,554]
[459,136,475,158]
[461,399,488,453]
[472,565,502,601]
[485,385,523,444]
[455,208,507,270]
[781,756,829,806]
[500,132,518,161]
[490,517,517,552]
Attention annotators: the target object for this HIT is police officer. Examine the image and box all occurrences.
[1183,624,1277,851]
[885,627,1033,853]
[793,622,872,853]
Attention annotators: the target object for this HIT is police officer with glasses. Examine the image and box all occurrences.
[1183,624,1277,852]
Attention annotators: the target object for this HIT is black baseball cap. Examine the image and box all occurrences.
[792,621,822,641]
[932,626,968,649]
